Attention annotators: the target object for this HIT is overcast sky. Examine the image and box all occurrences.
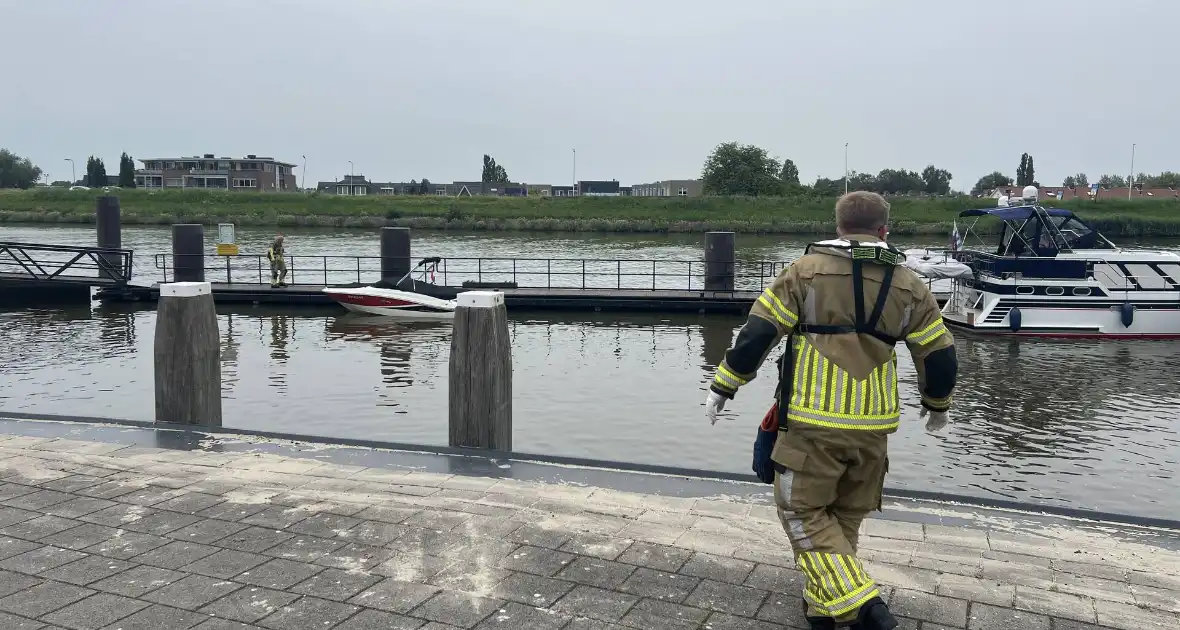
[3,0,1176,190]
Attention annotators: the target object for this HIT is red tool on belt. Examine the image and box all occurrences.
[760,402,779,432]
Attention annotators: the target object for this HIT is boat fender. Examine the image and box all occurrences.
[1008,307,1022,332]
[1120,303,1135,328]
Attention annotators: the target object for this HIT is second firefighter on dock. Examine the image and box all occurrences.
[704,191,958,630]
[267,235,287,288]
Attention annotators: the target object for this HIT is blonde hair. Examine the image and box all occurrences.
[835,191,890,233]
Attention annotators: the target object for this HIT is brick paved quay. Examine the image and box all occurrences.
[0,423,1175,629]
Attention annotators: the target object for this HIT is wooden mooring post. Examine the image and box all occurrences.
[380,227,411,282]
[448,291,512,451]
[95,196,122,280]
[172,224,205,282]
[704,231,736,291]
[154,281,222,427]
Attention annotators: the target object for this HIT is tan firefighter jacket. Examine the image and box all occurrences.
[711,234,957,434]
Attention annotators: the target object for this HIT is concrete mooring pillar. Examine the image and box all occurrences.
[154,281,221,427]
[380,227,412,281]
[704,231,736,292]
[172,224,205,283]
[95,196,122,280]
[448,291,512,451]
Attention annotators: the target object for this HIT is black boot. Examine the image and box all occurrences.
[802,598,836,630]
[851,597,898,630]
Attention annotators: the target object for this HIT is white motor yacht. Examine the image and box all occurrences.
[935,187,1180,338]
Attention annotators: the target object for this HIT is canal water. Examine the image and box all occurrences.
[2,224,1179,520]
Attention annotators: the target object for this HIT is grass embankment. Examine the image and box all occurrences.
[1,188,1179,236]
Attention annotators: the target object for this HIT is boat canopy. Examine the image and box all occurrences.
[958,206,1075,221]
[955,203,1115,258]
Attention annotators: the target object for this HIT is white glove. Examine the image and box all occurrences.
[919,406,949,433]
[705,390,727,425]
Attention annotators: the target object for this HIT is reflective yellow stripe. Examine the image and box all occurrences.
[811,352,826,409]
[716,365,747,387]
[835,554,866,587]
[821,554,854,593]
[788,408,900,431]
[790,339,807,407]
[805,345,817,411]
[922,394,952,411]
[804,585,830,616]
[786,337,900,430]
[833,365,846,413]
[758,290,798,328]
[798,552,881,617]
[800,553,840,607]
[906,318,947,346]
[712,373,739,391]
[828,583,881,616]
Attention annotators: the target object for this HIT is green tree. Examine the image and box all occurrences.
[872,168,925,194]
[1135,171,1180,188]
[1063,172,1089,188]
[0,149,43,188]
[809,177,842,197]
[419,178,431,195]
[701,142,783,196]
[779,158,800,190]
[1097,174,1127,188]
[118,153,136,188]
[971,171,1014,196]
[85,155,108,187]
[919,165,953,195]
[481,154,508,183]
[1015,153,1035,186]
[848,171,877,192]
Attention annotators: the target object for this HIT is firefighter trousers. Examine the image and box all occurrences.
[771,423,889,622]
[270,257,287,286]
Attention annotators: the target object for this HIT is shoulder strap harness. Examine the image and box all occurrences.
[795,240,904,346]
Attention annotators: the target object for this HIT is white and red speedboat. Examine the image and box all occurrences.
[322,258,458,319]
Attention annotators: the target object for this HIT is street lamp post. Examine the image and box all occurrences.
[348,160,354,195]
[65,158,75,184]
[843,143,849,195]
[301,155,307,191]
[1128,143,1136,200]
[572,149,576,196]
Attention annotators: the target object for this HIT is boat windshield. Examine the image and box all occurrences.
[995,212,1113,256]
[1048,215,1112,250]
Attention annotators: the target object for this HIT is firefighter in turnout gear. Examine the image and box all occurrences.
[267,235,287,288]
[704,192,958,630]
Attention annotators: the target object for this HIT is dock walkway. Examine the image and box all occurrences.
[0,421,1174,629]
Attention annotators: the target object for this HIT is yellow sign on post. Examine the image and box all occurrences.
[216,223,239,256]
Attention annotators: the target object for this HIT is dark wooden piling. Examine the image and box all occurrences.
[154,281,222,426]
[380,227,411,282]
[704,231,736,292]
[95,196,122,280]
[172,224,205,282]
[448,291,512,451]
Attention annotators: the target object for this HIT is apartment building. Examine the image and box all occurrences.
[135,154,298,191]
[632,179,703,197]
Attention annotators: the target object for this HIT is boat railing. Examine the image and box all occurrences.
[152,253,791,292]
[954,250,1090,281]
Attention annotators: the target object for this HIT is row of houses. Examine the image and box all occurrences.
[134,154,297,191]
[126,153,707,198]
[989,184,1180,200]
[315,176,704,198]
